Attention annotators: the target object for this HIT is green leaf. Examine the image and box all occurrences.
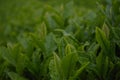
[0,47,16,66]
[8,72,27,80]
[53,52,63,80]
[26,49,41,77]
[36,22,47,41]
[96,52,109,79]
[49,59,58,80]
[65,44,72,55]
[102,23,109,38]
[44,33,57,56]
[96,52,104,74]
[44,12,59,31]
[112,27,120,47]
[57,37,66,58]
[61,53,77,79]
[63,1,74,19]
[96,27,110,56]
[103,57,109,79]
[16,53,27,74]
[52,13,64,27]
[70,62,89,80]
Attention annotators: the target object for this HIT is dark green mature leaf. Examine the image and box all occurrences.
[16,53,27,74]
[61,53,77,79]
[70,62,90,80]
[0,47,16,66]
[51,13,64,27]
[96,52,109,79]
[112,27,120,47]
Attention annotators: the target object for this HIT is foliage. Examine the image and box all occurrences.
[0,0,120,80]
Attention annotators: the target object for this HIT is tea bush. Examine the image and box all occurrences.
[0,0,120,80]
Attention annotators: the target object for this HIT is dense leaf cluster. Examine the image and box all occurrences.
[0,0,120,80]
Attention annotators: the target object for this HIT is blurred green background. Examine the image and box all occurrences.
[0,0,103,44]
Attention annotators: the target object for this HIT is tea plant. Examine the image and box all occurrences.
[0,0,120,80]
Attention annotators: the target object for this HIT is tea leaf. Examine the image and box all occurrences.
[61,53,77,79]
[8,72,27,80]
[70,62,89,80]
[96,27,110,56]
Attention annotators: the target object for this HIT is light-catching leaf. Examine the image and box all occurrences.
[96,27,110,56]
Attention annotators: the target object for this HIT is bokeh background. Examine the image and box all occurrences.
[0,0,108,44]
